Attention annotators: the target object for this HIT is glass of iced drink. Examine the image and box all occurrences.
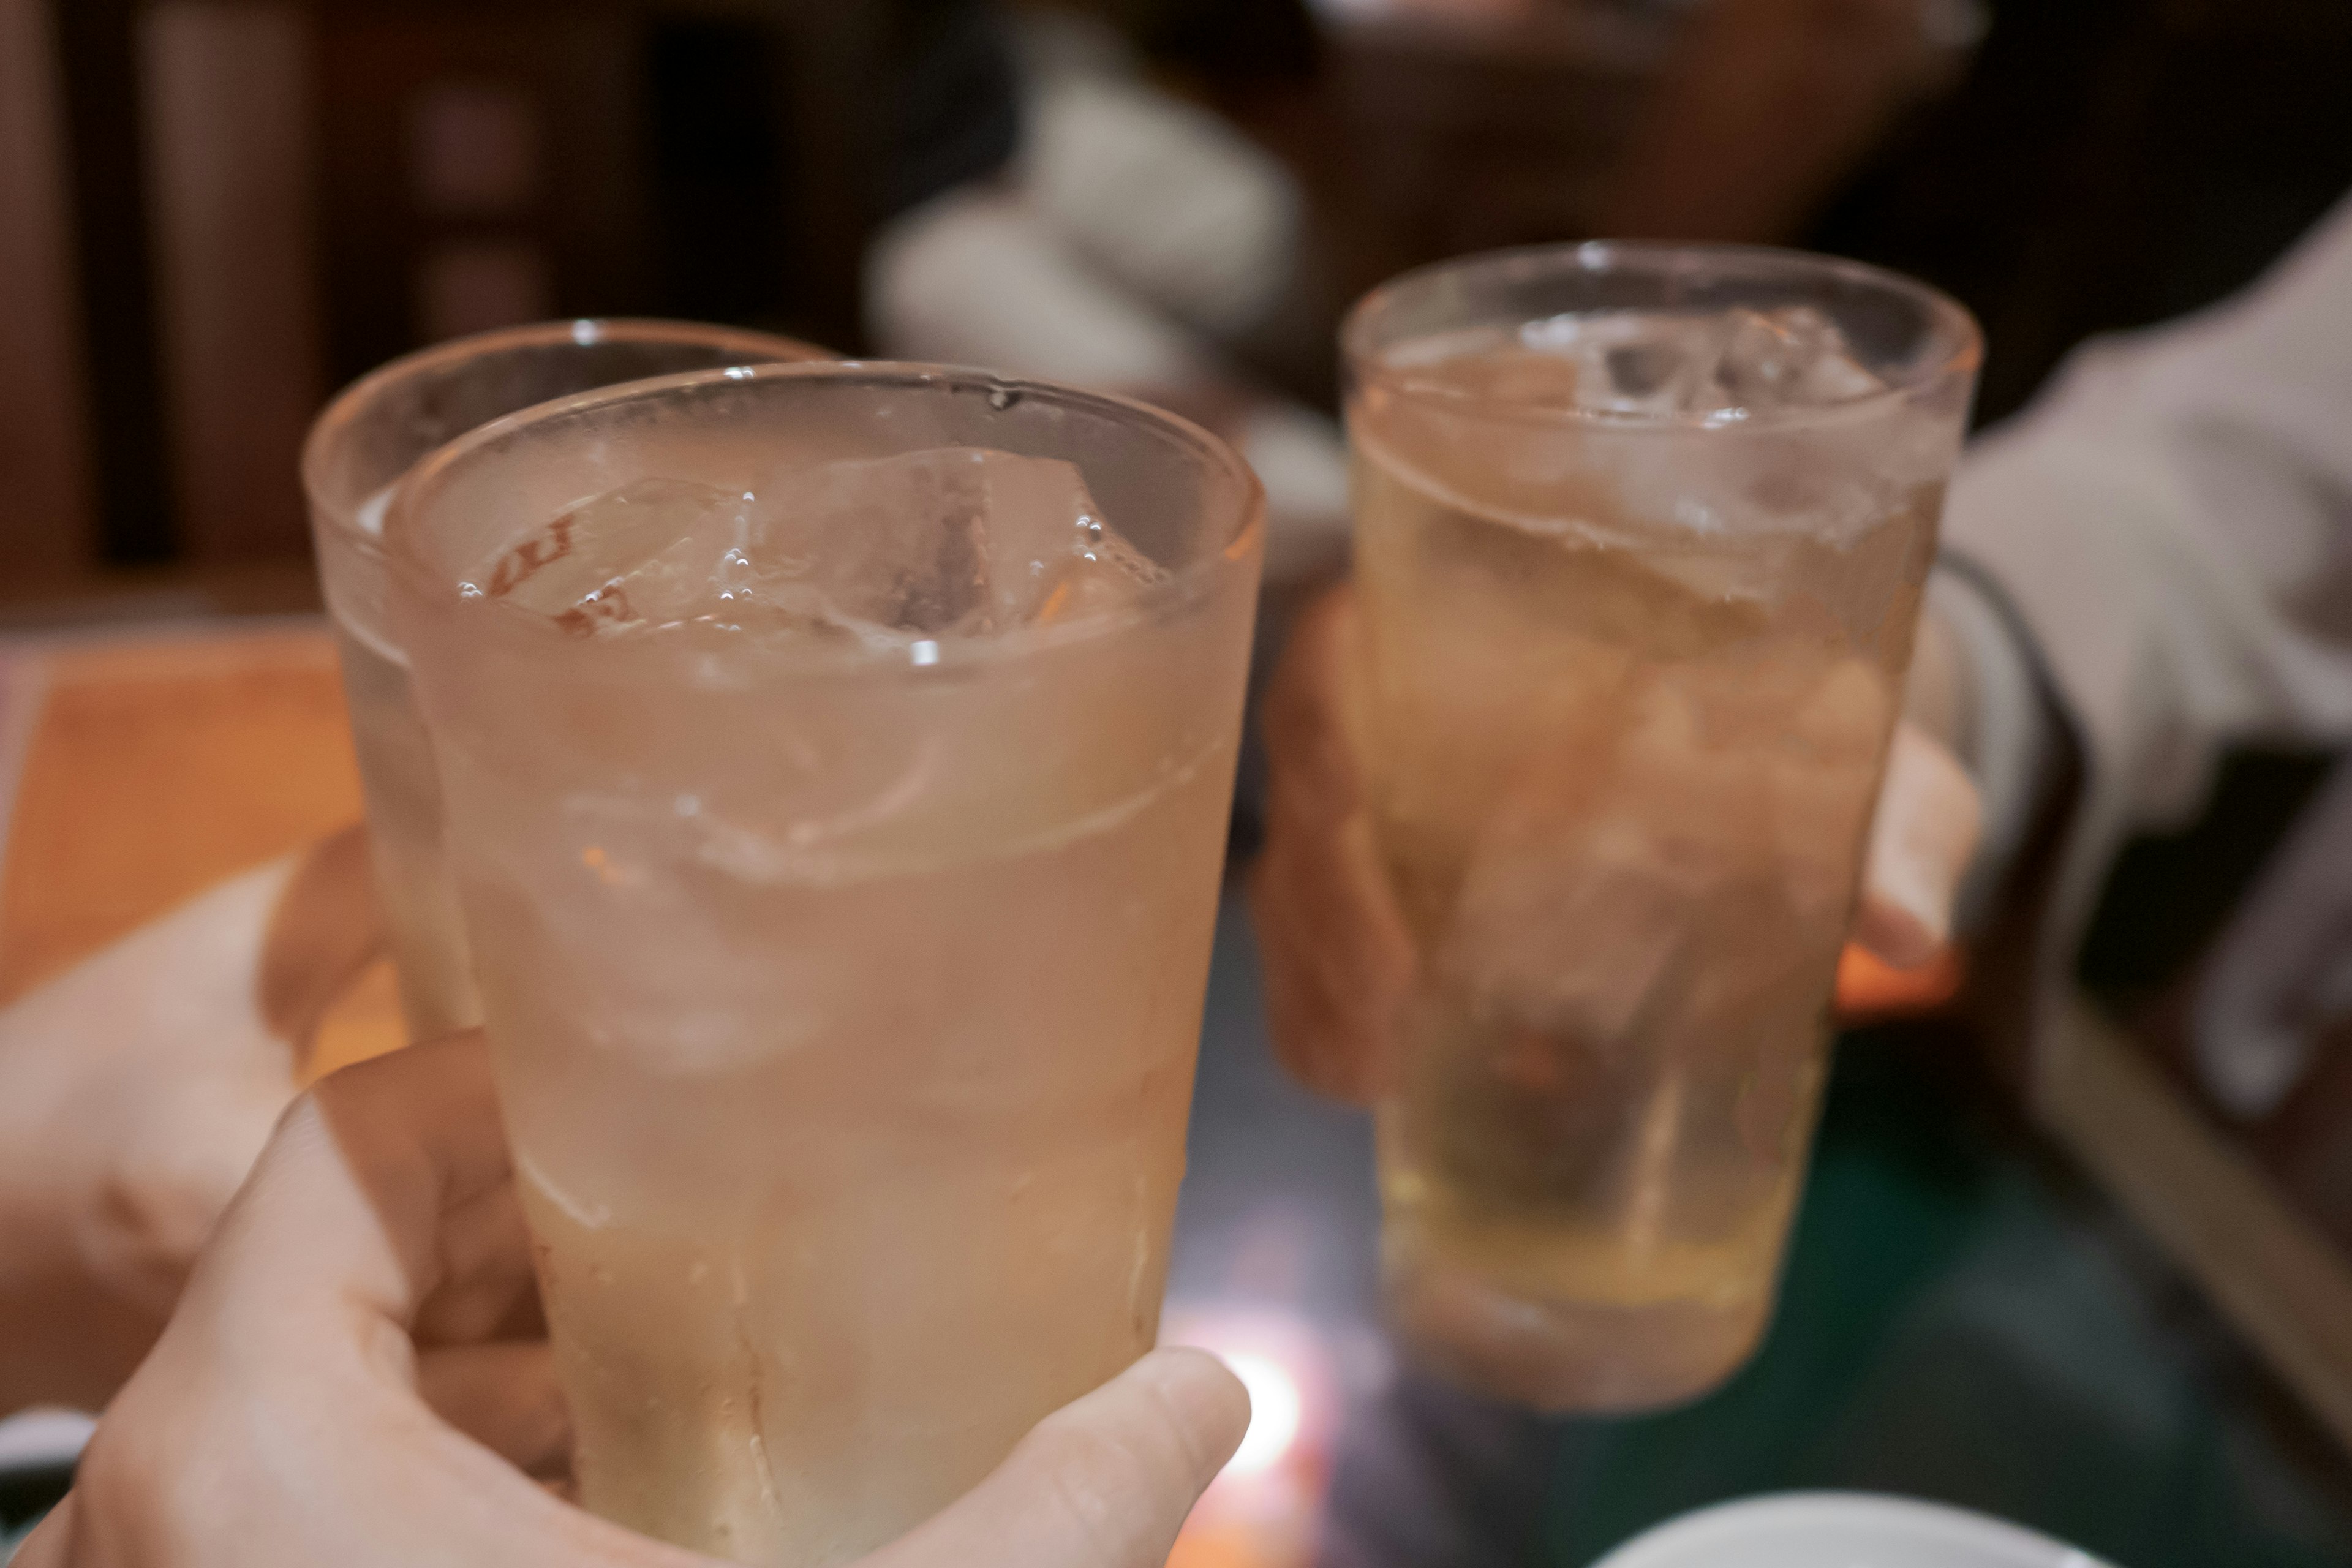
[301,320,823,1040]
[382,362,1264,1565]
[1342,244,1980,1411]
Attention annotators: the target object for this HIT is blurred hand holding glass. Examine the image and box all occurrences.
[1343,244,1980,1409]
[301,320,822,1041]
[385,363,1263,1564]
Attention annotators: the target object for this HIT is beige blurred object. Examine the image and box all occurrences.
[867,40,1353,588]
[141,1,327,562]
[870,187,1205,391]
[0,0,95,580]
[1023,72,1303,341]
[869,186,1354,587]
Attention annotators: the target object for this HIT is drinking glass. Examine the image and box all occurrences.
[302,320,823,1039]
[1343,243,1980,1410]
[383,361,1264,1564]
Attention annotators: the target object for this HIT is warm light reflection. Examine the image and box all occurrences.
[1222,1352,1305,1475]
[1163,1305,1338,1568]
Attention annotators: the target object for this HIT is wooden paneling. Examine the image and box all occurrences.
[141,2,327,562]
[312,5,653,385]
[0,0,95,580]
[50,0,176,564]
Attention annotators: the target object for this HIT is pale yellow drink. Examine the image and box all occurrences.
[1343,248,1979,1411]
[386,364,1264,1564]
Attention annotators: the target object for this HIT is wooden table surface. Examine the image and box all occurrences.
[0,619,404,1077]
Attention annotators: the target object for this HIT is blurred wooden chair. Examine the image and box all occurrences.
[5,0,878,595]
[310,0,878,382]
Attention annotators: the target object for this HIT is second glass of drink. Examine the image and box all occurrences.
[1343,243,1980,1411]
[301,320,823,1040]
[385,362,1264,1564]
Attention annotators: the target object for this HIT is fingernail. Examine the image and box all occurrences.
[1877,835,1951,952]
[1132,1349,1251,1471]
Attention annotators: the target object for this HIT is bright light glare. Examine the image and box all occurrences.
[1223,1352,1303,1475]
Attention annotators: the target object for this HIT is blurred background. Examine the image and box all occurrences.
[6,0,2352,608]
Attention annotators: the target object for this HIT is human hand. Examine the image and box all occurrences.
[0,826,383,1412]
[1248,583,1982,1104]
[15,1033,1250,1568]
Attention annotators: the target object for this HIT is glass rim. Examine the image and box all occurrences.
[1341,240,1984,431]
[301,317,827,543]
[383,358,1267,672]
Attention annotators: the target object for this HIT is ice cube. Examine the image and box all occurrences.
[1438,690,1717,1044]
[1025,522,1170,627]
[1709,307,1885,410]
[954,451,1167,627]
[1388,307,1885,430]
[467,478,757,635]
[733,448,987,635]
[744,447,1159,635]
[1518,311,1732,418]
[469,451,1163,642]
[1399,315,1697,418]
[1442,814,1702,1049]
[1438,674,1862,1049]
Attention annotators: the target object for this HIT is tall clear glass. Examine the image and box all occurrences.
[301,320,823,1041]
[383,362,1264,1564]
[1342,244,1980,1410]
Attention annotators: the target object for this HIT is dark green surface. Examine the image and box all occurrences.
[0,1464,65,1562]
[1542,1031,2352,1568]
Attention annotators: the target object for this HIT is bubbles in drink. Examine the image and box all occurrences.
[466,450,1167,643]
[1710,306,1886,408]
